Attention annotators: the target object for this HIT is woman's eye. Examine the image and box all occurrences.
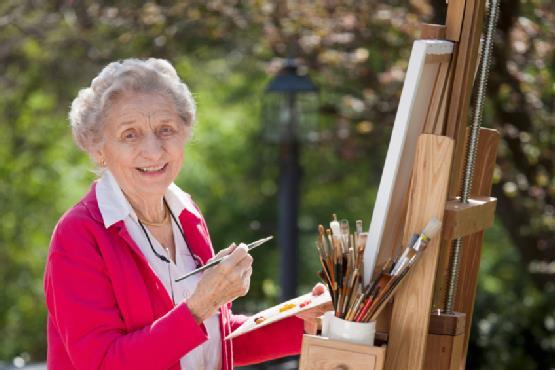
[159,126,176,136]
[122,130,138,141]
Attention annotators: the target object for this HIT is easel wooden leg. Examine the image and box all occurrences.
[384,134,454,370]
[454,233,483,370]
[424,311,466,370]
[433,128,500,369]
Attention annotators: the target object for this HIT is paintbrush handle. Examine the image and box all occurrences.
[367,266,411,321]
[174,257,220,282]
[174,236,273,282]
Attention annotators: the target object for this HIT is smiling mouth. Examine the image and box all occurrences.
[136,163,168,174]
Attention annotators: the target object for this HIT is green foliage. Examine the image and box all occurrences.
[469,221,555,369]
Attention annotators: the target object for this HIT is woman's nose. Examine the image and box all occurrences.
[141,132,164,160]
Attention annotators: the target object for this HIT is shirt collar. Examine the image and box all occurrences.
[96,169,200,229]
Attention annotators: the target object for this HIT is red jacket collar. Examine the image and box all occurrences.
[81,182,213,265]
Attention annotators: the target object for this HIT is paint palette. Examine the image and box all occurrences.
[225,291,332,340]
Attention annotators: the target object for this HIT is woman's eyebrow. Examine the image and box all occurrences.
[158,118,176,123]
[155,108,174,113]
[151,109,178,117]
[117,119,138,128]
[113,111,142,125]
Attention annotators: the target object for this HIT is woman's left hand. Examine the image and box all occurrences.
[296,283,334,335]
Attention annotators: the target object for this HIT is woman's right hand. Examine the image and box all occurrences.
[187,243,253,323]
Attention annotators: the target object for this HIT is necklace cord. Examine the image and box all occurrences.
[164,198,202,269]
[133,198,204,305]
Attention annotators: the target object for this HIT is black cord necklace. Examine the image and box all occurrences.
[136,198,202,304]
[164,199,202,269]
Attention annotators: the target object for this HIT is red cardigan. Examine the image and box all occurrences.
[44,183,304,370]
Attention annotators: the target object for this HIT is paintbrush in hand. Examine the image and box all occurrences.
[174,235,273,282]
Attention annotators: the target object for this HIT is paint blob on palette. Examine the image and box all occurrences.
[225,291,332,340]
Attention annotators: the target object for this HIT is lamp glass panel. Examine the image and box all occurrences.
[262,92,319,143]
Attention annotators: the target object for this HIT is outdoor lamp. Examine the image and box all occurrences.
[262,58,319,300]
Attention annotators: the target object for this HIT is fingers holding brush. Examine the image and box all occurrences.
[219,243,253,297]
[220,243,250,267]
[188,244,253,323]
[210,242,239,262]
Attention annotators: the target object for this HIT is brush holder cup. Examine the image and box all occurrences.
[321,311,376,346]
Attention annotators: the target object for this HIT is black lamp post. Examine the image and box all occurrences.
[262,59,319,301]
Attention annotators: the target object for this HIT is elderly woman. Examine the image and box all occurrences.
[44,58,330,370]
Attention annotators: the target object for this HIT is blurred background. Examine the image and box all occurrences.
[0,1,553,369]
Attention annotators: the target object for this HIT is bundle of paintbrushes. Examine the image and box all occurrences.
[316,215,442,323]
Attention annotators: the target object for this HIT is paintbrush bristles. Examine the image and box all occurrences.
[316,215,366,319]
[315,215,442,323]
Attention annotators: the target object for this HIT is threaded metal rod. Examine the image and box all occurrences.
[461,0,500,203]
[444,0,500,313]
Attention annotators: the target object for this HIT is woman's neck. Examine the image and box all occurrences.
[124,191,166,223]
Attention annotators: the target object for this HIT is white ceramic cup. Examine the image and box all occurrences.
[321,311,376,346]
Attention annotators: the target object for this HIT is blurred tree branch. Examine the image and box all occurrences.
[489,0,554,289]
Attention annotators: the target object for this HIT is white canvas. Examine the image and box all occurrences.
[364,40,454,284]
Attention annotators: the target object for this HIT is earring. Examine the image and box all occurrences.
[100,159,106,167]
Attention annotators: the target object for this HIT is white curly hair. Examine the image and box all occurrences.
[69,58,196,154]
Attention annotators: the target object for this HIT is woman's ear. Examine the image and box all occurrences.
[92,147,106,167]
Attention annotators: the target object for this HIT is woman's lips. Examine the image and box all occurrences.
[136,163,168,176]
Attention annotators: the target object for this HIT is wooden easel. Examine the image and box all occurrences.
[299,0,498,369]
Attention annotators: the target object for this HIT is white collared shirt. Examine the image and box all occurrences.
[96,170,221,370]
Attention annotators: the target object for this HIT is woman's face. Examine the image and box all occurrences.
[95,91,189,199]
